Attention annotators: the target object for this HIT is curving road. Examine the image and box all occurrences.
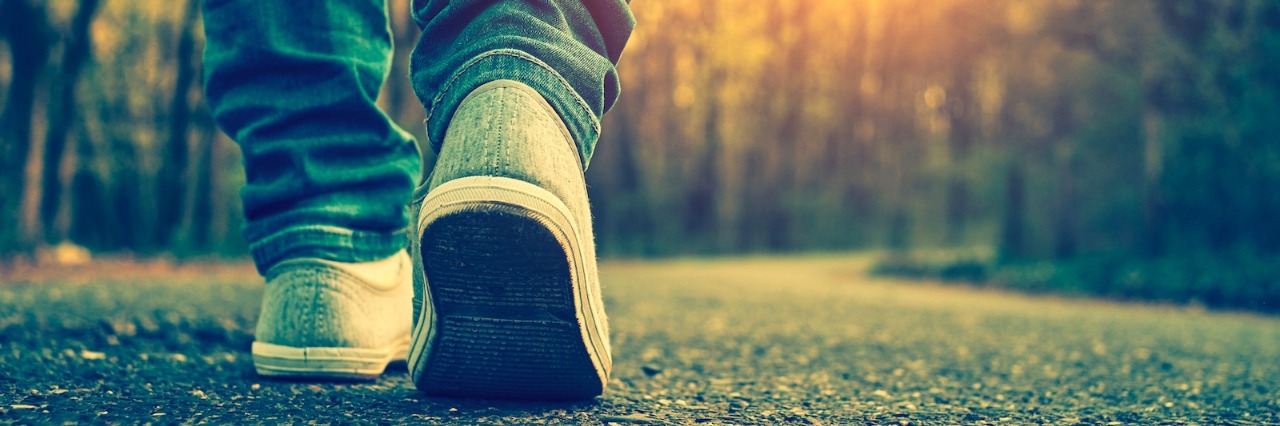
[1,255,1277,424]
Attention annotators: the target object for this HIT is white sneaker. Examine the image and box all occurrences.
[252,250,413,380]
[408,80,611,400]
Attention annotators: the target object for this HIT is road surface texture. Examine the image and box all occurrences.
[1,255,1278,424]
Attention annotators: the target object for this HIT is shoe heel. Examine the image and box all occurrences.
[410,177,609,400]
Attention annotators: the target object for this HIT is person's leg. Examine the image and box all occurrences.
[202,0,419,379]
[204,0,421,273]
[406,0,633,400]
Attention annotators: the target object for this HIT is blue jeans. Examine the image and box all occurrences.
[202,0,633,274]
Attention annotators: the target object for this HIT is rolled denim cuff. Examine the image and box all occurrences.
[247,225,408,275]
[424,49,600,168]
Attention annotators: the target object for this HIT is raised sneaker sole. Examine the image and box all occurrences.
[252,336,410,380]
[410,176,609,400]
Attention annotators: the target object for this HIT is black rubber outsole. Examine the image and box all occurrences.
[415,208,603,400]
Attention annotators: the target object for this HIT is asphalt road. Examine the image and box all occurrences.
[1,255,1277,424]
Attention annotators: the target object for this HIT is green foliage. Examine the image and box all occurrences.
[873,250,1280,313]
[870,249,994,284]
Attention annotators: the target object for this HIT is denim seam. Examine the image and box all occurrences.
[424,49,600,146]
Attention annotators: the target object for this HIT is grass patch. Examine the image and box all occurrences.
[872,250,1280,313]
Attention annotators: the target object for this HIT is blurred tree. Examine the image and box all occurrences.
[0,0,54,253]
[938,0,990,246]
[1,0,1277,303]
[156,0,201,248]
[40,0,103,245]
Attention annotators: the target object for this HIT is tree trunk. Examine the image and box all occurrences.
[999,162,1027,263]
[944,69,975,245]
[207,132,235,251]
[52,134,79,243]
[838,3,871,247]
[1049,94,1078,259]
[996,91,1029,264]
[757,0,812,251]
[0,0,53,252]
[1140,105,1165,257]
[683,63,721,243]
[1052,142,1078,258]
[18,90,48,250]
[41,0,103,244]
[177,128,215,253]
[156,0,202,248]
[382,0,422,127]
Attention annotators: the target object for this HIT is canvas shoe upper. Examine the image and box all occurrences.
[252,250,413,380]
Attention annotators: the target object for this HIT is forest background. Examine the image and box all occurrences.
[2,0,1278,311]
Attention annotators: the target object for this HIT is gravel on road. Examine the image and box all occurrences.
[1,255,1277,424]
